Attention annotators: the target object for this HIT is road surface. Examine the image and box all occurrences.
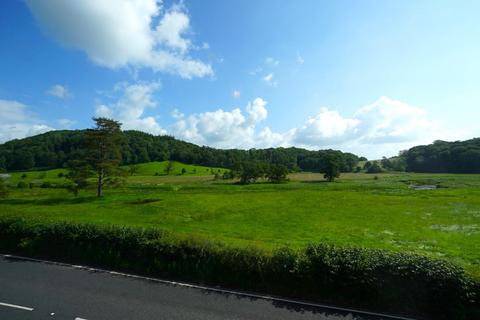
[0,255,411,320]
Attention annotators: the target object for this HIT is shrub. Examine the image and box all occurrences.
[266,164,289,183]
[17,181,28,188]
[222,170,235,180]
[0,217,477,319]
[40,181,52,188]
[0,178,8,198]
[366,162,382,174]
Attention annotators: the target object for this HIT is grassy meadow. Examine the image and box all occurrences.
[1,164,480,278]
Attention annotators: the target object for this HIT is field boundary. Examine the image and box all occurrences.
[0,217,477,319]
[0,253,416,320]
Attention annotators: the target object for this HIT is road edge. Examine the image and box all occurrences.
[0,253,416,320]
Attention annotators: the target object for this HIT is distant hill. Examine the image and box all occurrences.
[0,130,360,172]
[402,138,480,173]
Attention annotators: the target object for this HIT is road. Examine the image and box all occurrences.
[0,255,410,320]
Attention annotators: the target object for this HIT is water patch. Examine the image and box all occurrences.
[410,184,437,190]
[430,224,479,234]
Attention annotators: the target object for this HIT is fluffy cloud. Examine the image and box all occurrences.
[289,96,455,157]
[95,82,166,135]
[0,100,53,143]
[26,0,212,79]
[46,84,71,99]
[293,108,359,145]
[262,73,278,87]
[171,98,269,149]
[155,9,190,53]
[246,98,268,124]
[170,96,459,158]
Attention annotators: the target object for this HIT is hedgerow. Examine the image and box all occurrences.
[0,217,478,319]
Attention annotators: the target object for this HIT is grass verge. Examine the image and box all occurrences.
[0,217,478,320]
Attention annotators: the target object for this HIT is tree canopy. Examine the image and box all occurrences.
[401,138,480,173]
[0,129,361,173]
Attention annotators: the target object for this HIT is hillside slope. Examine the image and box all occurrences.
[0,130,360,172]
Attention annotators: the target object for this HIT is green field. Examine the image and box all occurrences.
[1,166,480,278]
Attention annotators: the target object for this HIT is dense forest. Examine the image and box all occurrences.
[402,138,480,173]
[0,130,361,172]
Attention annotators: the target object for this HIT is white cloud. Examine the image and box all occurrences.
[46,84,71,99]
[95,81,166,135]
[262,73,278,87]
[289,96,461,158]
[0,100,54,143]
[155,8,191,53]
[293,108,359,145]
[170,108,184,119]
[171,98,269,149]
[26,0,213,79]
[94,105,113,118]
[232,89,241,99]
[246,98,268,124]
[169,96,464,158]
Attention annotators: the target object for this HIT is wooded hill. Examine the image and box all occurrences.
[0,130,361,172]
[403,138,480,173]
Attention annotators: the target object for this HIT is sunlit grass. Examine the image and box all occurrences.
[1,171,479,278]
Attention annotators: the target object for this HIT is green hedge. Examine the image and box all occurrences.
[0,217,478,319]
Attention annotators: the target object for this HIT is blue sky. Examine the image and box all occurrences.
[0,0,479,158]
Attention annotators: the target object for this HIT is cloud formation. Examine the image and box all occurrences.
[262,73,278,87]
[0,93,462,159]
[169,96,460,158]
[46,84,71,99]
[26,0,212,79]
[171,98,269,149]
[95,81,166,135]
[0,100,53,143]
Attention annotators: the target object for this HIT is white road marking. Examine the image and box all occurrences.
[75,318,88,320]
[0,302,34,311]
[1,254,415,320]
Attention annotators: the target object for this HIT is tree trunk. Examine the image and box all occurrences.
[97,168,103,197]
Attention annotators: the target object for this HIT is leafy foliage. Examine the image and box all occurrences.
[0,130,360,173]
[86,118,123,197]
[65,160,92,196]
[0,217,477,319]
[402,138,480,173]
[365,161,383,174]
[0,178,8,198]
[322,154,341,182]
[266,164,289,183]
[232,161,267,184]
[164,160,174,175]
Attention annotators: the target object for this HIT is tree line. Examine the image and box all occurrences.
[401,138,480,173]
[0,124,361,173]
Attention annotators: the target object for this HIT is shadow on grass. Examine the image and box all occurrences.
[300,180,330,184]
[126,198,162,205]
[0,196,99,206]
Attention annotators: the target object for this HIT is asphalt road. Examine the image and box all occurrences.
[0,256,408,320]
